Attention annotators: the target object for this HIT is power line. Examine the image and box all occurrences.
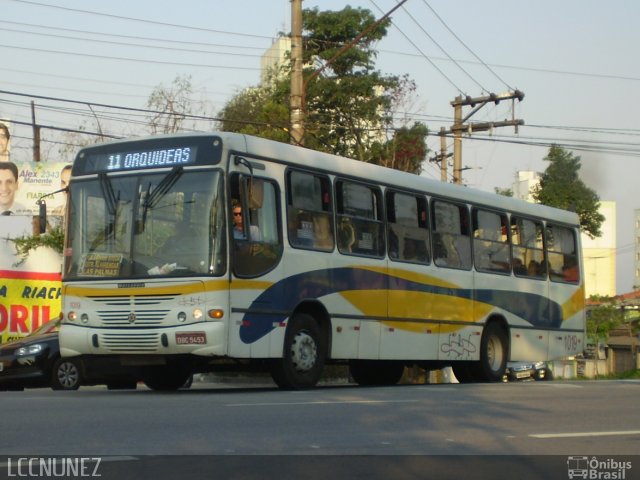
[369,0,465,95]
[9,0,276,41]
[421,0,513,91]
[0,25,283,61]
[0,43,262,71]
[0,20,270,51]
[399,2,488,93]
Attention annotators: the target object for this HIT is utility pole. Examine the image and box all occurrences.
[429,127,452,182]
[446,90,524,184]
[31,100,41,162]
[289,0,305,146]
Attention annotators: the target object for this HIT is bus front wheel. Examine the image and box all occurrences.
[271,313,326,390]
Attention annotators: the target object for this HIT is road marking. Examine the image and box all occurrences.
[226,399,418,407]
[530,430,640,439]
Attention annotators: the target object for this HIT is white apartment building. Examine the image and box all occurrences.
[260,37,291,86]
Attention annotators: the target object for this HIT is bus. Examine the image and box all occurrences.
[58,132,586,390]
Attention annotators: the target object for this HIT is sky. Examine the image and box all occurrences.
[1,0,640,293]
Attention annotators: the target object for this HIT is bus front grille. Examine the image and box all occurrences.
[97,310,170,326]
[99,332,161,352]
[88,294,178,327]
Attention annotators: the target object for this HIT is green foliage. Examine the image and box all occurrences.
[369,122,428,174]
[10,225,64,265]
[532,145,604,238]
[217,85,290,142]
[494,187,513,197]
[217,6,428,174]
[586,296,624,343]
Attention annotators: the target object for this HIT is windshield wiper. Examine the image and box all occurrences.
[99,173,118,217]
[141,166,184,228]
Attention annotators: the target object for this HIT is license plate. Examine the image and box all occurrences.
[515,371,531,379]
[175,332,207,345]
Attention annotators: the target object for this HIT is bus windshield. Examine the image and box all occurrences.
[64,168,226,279]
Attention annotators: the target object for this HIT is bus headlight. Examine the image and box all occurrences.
[177,312,187,323]
[81,313,89,324]
[208,309,224,320]
[193,309,203,320]
[67,311,77,322]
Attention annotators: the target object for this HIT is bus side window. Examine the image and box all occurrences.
[511,216,546,279]
[472,208,510,274]
[286,170,333,252]
[386,190,429,264]
[431,199,471,269]
[546,223,579,283]
[336,180,384,258]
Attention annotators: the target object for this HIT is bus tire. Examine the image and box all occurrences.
[143,366,191,391]
[349,360,404,386]
[270,313,325,390]
[51,358,82,390]
[477,322,508,382]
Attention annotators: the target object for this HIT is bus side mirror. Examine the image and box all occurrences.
[37,199,47,234]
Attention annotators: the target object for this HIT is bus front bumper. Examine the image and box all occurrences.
[59,322,226,357]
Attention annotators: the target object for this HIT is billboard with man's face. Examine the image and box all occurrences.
[0,121,10,162]
[0,160,69,342]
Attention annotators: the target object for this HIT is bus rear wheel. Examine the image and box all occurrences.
[349,360,405,386]
[476,322,508,382]
[270,313,326,390]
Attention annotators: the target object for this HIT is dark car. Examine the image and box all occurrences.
[0,320,139,391]
[504,361,553,382]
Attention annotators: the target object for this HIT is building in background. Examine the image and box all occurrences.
[261,37,291,86]
[512,171,616,298]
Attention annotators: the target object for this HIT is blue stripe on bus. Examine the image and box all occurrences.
[239,267,562,344]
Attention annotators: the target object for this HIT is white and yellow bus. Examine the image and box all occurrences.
[59,132,585,390]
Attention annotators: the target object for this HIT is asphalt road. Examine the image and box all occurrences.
[0,379,638,480]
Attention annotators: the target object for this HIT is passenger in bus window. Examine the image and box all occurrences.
[512,258,527,275]
[562,256,579,282]
[312,214,333,250]
[338,218,356,253]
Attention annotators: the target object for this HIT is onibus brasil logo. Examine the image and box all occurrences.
[567,456,632,479]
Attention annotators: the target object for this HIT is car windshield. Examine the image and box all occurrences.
[64,169,226,279]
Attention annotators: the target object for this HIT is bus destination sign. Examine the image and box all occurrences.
[79,145,199,174]
[105,147,195,171]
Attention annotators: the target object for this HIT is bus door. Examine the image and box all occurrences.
[383,190,436,360]
[431,200,478,363]
[227,162,285,360]
[505,216,549,361]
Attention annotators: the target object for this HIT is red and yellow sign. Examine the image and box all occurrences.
[0,270,62,343]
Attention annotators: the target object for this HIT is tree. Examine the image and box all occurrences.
[532,145,604,238]
[146,75,215,134]
[217,85,290,143]
[217,6,427,174]
[494,187,513,197]
[587,296,624,345]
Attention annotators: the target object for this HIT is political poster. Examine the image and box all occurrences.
[0,161,68,342]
